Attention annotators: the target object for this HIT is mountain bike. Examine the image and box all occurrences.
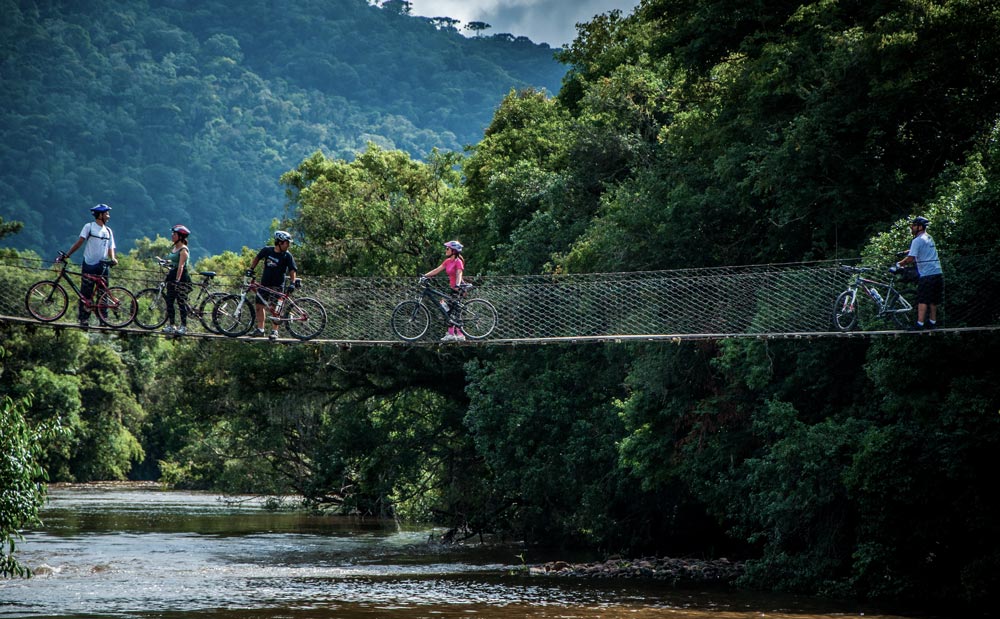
[133,257,228,332]
[390,278,498,341]
[212,276,327,340]
[833,265,915,331]
[25,252,137,327]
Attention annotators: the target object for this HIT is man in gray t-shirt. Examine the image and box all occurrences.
[896,216,943,329]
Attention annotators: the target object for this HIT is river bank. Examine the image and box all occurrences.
[529,556,744,585]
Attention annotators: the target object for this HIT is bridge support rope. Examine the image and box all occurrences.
[3,257,998,344]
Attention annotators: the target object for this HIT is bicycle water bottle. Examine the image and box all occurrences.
[439,298,450,312]
[275,298,284,313]
[871,289,883,304]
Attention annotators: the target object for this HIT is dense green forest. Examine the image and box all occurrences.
[3,0,1000,612]
[0,0,564,257]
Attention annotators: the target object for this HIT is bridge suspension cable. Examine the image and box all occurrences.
[2,256,998,345]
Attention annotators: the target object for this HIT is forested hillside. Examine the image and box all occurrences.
[0,0,564,257]
[4,0,1000,611]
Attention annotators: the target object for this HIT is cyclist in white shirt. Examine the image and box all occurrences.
[58,204,118,326]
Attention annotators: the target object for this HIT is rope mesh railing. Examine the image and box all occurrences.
[2,255,998,343]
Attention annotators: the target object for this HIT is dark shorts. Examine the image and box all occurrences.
[255,286,282,306]
[916,274,944,305]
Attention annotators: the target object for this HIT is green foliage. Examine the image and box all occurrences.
[0,398,45,578]
[3,0,1000,610]
[0,0,565,258]
[0,344,47,578]
[280,145,467,276]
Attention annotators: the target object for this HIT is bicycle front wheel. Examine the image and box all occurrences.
[286,297,328,340]
[832,290,858,331]
[886,290,916,330]
[97,287,137,328]
[391,301,430,341]
[25,280,69,322]
[458,299,498,339]
[133,288,168,329]
[213,294,254,337]
[197,292,229,333]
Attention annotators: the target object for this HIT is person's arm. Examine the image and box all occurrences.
[897,240,918,268]
[453,263,464,288]
[176,247,188,281]
[62,236,85,261]
[247,248,265,275]
[423,262,445,278]
[107,229,118,264]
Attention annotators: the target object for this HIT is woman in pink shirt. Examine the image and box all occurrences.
[423,240,465,340]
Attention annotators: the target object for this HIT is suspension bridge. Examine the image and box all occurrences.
[2,256,998,346]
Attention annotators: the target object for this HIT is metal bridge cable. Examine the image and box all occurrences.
[2,255,998,343]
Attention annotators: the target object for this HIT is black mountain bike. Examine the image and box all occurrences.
[833,265,915,331]
[391,278,498,341]
[25,253,137,327]
[133,257,228,332]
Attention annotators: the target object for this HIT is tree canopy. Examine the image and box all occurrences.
[3,0,999,610]
[0,0,564,259]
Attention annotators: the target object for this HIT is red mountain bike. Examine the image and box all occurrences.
[25,253,137,327]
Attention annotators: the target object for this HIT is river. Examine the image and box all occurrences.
[1,484,927,618]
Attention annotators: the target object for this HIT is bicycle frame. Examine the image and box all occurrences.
[231,277,307,324]
[417,281,467,324]
[54,260,114,310]
[834,265,914,331]
[214,275,327,340]
[848,272,911,318]
[150,262,220,311]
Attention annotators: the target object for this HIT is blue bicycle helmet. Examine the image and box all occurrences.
[444,240,463,253]
[911,216,930,227]
[91,204,111,214]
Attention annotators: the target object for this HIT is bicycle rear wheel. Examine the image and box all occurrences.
[286,297,328,340]
[457,299,498,339]
[25,280,68,322]
[133,288,168,329]
[391,301,430,341]
[885,290,916,330]
[213,294,254,337]
[97,287,137,328]
[832,290,858,331]
[197,291,229,333]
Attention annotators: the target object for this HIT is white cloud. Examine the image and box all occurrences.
[406,0,641,47]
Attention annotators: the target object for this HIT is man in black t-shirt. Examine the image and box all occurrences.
[246,230,298,339]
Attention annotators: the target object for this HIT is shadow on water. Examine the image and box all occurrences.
[0,484,943,619]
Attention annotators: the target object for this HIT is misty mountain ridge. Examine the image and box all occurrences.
[0,0,567,257]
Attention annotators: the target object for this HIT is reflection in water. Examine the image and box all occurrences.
[0,485,919,619]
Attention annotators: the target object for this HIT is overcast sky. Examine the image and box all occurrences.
[406,0,642,47]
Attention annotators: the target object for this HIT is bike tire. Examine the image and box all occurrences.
[886,290,916,331]
[133,288,168,329]
[197,292,229,333]
[458,299,498,339]
[97,287,137,328]
[832,290,858,331]
[391,301,430,341]
[286,297,328,341]
[25,280,69,322]
[213,294,254,337]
